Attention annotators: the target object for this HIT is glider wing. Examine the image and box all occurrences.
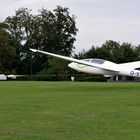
[30,48,120,72]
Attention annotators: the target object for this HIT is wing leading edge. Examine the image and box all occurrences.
[30,48,120,72]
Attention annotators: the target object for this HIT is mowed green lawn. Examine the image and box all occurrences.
[0,81,140,140]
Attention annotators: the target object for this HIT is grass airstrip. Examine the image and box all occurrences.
[0,81,140,140]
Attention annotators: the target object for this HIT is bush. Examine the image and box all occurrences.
[75,75,106,82]
[16,75,58,81]
[14,74,106,82]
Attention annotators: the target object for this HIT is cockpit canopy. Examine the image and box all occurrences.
[83,59,106,64]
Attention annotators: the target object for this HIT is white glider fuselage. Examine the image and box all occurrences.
[68,59,117,75]
[30,48,140,78]
[68,60,140,77]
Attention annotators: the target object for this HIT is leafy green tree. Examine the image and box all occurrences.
[46,58,70,80]
[0,23,16,74]
[135,45,140,60]
[99,40,120,62]
[4,6,78,74]
[75,40,139,64]
[119,43,138,63]
[75,40,120,61]
[4,8,34,74]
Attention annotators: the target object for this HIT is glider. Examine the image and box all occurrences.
[30,48,140,78]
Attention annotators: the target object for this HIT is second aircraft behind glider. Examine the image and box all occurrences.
[30,48,140,78]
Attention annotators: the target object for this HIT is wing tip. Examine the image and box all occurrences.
[30,48,37,52]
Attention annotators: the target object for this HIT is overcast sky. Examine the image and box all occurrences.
[0,0,140,53]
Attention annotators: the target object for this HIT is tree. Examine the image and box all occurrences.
[119,43,138,63]
[99,40,121,62]
[135,45,140,60]
[4,6,78,74]
[4,8,35,74]
[0,23,16,74]
[75,40,139,64]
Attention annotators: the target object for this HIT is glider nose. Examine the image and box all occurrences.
[68,62,75,69]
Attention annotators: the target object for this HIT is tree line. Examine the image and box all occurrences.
[0,6,140,76]
[75,40,140,64]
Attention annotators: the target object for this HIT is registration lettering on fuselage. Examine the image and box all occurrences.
[130,70,140,77]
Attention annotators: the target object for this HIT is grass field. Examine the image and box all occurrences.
[0,81,140,140]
